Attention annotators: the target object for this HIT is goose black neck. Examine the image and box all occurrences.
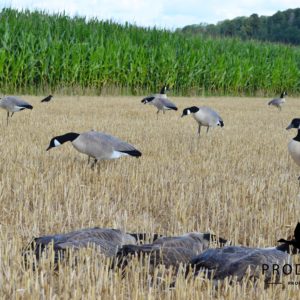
[276,242,291,253]
[276,240,300,254]
[57,132,80,144]
[160,86,166,94]
[293,130,300,142]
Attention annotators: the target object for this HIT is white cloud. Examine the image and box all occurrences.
[1,0,299,28]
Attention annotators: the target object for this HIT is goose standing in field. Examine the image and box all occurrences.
[268,91,287,111]
[286,118,300,181]
[116,232,229,271]
[0,96,33,125]
[46,130,142,168]
[187,223,300,285]
[141,85,178,118]
[41,94,53,102]
[181,106,224,136]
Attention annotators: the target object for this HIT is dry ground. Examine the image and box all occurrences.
[0,95,300,299]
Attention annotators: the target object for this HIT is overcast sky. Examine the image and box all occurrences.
[0,0,299,29]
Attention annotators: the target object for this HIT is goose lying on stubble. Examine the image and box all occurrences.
[46,131,142,168]
[187,223,300,285]
[181,106,224,136]
[24,228,137,262]
[116,232,229,271]
[23,228,162,265]
[0,96,33,125]
[286,118,300,181]
[141,85,177,118]
[268,91,287,111]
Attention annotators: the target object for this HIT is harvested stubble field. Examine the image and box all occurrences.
[0,95,300,299]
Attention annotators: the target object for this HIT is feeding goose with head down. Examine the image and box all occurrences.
[46,130,142,168]
[187,223,300,285]
[181,106,224,136]
[141,85,177,118]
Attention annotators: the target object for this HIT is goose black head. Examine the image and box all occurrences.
[277,222,300,254]
[286,119,300,130]
[281,91,288,98]
[160,85,169,94]
[141,96,155,104]
[181,106,199,117]
[46,132,80,151]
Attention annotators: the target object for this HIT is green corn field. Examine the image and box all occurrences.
[0,8,300,96]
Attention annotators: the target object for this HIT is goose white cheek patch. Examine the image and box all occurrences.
[187,110,191,115]
[54,139,61,147]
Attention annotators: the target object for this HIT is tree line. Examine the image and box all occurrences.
[179,8,300,45]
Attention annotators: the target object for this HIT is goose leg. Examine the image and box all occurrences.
[6,111,9,126]
[11,112,14,117]
[198,124,201,137]
[206,126,210,134]
[91,158,98,169]
[87,156,90,165]
[156,110,159,120]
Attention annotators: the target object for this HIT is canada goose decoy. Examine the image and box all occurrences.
[116,232,228,271]
[46,131,142,168]
[41,95,53,102]
[268,91,287,111]
[0,96,33,125]
[181,106,224,136]
[141,85,177,118]
[188,223,300,285]
[23,227,138,263]
[286,118,300,181]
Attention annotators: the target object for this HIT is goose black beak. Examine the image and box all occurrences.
[286,124,293,130]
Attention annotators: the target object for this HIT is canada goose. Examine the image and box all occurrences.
[24,228,138,262]
[141,85,177,118]
[268,91,287,111]
[41,95,53,102]
[286,118,300,181]
[0,96,33,125]
[116,232,228,271]
[23,228,162,266]
[181,106,224,136]
[46,131,142,168]
[188,223,300,284]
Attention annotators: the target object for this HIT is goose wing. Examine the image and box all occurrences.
[81,131,141,157]
[198,106,223,126]
[268,98,284,105]
[189,246,290,282]
[5,96,33,109]
[116,243,196,269]
[29,228,136,260]
[158,97,177,110]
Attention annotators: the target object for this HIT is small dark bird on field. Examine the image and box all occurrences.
[41,95,53,102]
